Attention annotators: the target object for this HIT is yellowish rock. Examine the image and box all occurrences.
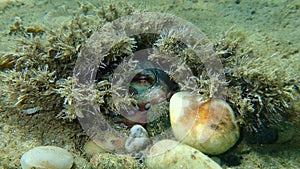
[170,92,240,155]
[83,140,107,157]
[146,139,222,169]
[20,146,73,169]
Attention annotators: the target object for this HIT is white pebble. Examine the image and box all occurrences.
[125,124,149,153]
[20,146,73,169]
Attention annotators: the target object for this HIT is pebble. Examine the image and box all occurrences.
[83,140,107,157]
[125,124,149,153]
[20,146,73,169]
[169,92,240,155]
[146,139,222,169]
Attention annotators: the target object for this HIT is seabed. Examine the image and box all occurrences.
[0,0,299,168]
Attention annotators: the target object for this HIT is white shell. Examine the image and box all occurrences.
[170,92,240,155]
[20,146,73,169]
[125,124,149,153]
[146,139,222,169]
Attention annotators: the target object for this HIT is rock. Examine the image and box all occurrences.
[20,146,73,169]
[169,92,240,155]
[83,140,107,157]
[221,154,242,167]
[125,124,149,153]
[245,127,278,144]
[145,139,222,169]
[276,122,296,144]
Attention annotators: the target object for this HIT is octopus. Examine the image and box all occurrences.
[115,68,179,128]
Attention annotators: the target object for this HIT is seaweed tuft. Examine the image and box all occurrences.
[214,28,300,132]
[0,2,135,121]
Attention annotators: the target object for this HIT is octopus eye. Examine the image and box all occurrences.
[129,69,157,95]
[138,75,152,83]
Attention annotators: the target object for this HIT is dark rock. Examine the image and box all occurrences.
[221,154,242,167]
[245,127,278,144]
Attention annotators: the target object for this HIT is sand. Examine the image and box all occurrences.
[0,0,299,168]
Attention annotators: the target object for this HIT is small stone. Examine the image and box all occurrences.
[83,140,107,157]
[170,92,240,155]
[20,146,73,169]
[146,139,222,169]
[125,124,149,153]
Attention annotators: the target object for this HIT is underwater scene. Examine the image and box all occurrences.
[0,0,299,168]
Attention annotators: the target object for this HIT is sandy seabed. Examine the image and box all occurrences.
[0,0,299,168]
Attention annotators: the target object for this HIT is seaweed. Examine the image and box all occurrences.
[0,2,134,121]
[214,28,300,132]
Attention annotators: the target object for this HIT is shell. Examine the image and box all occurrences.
[170,92,240,155]
[20,146,73,169]
[146,139,222,169]
[125,124,149,153]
